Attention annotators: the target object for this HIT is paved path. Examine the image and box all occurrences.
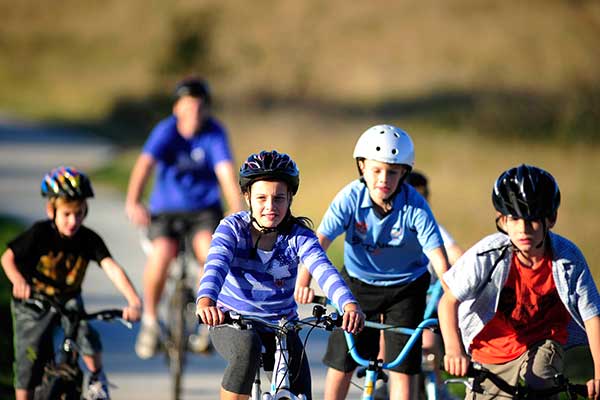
[0,121,333,400]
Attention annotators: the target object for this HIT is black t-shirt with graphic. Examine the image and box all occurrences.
[8,220,111,298]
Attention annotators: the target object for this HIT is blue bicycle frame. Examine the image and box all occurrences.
[340,280,443,400]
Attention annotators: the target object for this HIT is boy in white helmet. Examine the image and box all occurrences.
[296,125,450,400]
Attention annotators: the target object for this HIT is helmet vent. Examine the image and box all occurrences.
[391,149,398,155]
[394,132,400,138]
[375,146,381,151]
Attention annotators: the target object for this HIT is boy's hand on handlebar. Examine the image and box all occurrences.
[196,297,224,326]
[342,303,365,334]
[12,278,31,300]
[587,378,600,399]
[294,285,314,304]
[444,350,470,377]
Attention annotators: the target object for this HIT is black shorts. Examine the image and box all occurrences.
[148,208,223,241]
[323,269,430,374]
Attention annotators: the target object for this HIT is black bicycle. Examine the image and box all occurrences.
[445,362,589,399]
[18,293,131,400]
[162,219,203,400]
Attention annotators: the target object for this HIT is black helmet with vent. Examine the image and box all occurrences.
[239,150,300,194]
[492,164,560,221]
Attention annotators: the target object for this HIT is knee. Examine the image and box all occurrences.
[149,238,178,264]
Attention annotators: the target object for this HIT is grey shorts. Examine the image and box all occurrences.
[209,324,312,398]
[11,296,102,390]
[148,208,223,241]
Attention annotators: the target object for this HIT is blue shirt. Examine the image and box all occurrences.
[318,180,443,286]
[444,232,600,352]
[143,115,233,213]
[197,211,357,322]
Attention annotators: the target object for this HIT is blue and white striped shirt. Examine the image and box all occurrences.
[197,211,357,322]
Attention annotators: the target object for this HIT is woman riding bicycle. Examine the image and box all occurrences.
[196,150,365,400]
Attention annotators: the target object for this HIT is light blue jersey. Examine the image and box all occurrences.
[318,180,443,286]
[197,211,356,322]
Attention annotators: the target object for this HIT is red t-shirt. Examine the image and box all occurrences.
[470,253,571,364]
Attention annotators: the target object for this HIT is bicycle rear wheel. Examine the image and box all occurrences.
[167,281,188,400]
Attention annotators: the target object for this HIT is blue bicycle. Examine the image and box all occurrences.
[314,279,444,400]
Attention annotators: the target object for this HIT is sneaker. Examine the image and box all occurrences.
[85,371,110,400]
[188,325,212,354]
[135,320,161,359]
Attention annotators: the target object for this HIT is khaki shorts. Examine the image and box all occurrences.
[467,339,565,400]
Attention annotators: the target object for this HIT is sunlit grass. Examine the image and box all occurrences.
[93,108,600,282]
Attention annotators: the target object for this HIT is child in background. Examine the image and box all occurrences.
[196,150,364,400]
[296,125,451,400]
[1,167,141,400]
[439,164,600,399]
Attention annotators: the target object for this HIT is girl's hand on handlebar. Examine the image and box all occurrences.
[342,302,365,334]
[587,378,600,399]
[294,285,314,304]
[196,297,224,326]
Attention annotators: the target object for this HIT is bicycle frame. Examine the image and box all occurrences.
[222,306,339,400]
[345,318,439,400]
[20,295,130,400]
[317,279,443,400]
[140,218,200,400]
[164,220,198,400]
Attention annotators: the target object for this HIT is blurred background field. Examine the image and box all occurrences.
[3,0,598,275]
[1,0,600,395]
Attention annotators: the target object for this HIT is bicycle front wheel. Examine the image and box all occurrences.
[167,281,188,400]
[34,364,82,400]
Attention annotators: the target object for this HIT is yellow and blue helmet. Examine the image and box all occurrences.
[41,166,94,199]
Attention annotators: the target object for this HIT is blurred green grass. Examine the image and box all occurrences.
[0,216,24,400]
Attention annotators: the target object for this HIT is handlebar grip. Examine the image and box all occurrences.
[571,384,588,397]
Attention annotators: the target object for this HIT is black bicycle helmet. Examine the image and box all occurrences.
[492,164,560,221]
[174,77,211,106]
[239,150,300,195]
[41,166,94,199]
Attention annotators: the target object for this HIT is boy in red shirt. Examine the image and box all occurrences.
[439,164,600,399]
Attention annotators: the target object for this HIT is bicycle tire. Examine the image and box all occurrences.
[167,280,188,400]
[34,365,82,400]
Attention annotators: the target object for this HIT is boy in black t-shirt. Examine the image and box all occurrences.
[1,167,141,400]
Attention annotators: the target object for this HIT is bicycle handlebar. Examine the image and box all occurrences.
[214,305,343,333]
[446,362,589,399]
[18,293,133,329]
[311,294,439,371]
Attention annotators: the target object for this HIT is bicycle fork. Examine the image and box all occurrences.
[361,368,379,400]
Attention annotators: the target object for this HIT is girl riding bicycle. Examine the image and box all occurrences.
[439,164,600,399]
[196,150,365,400]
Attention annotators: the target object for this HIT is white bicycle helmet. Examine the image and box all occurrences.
[353,124,415,168]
